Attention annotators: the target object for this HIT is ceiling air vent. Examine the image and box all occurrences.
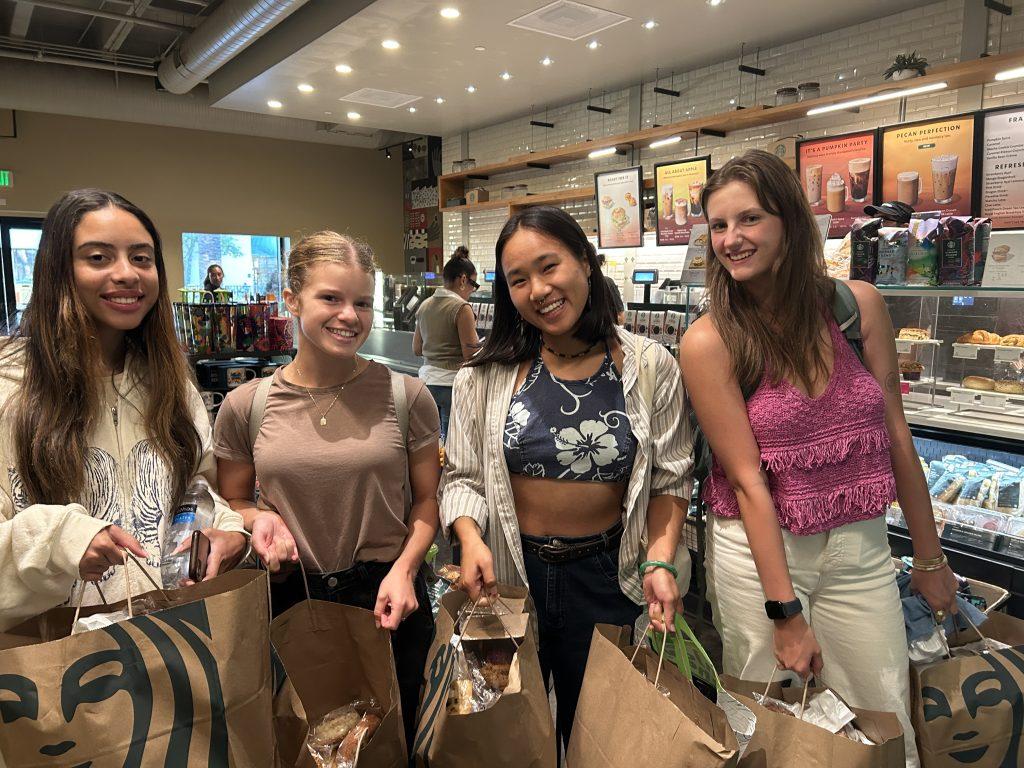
[340,88,421,109]
[508,1,631,41]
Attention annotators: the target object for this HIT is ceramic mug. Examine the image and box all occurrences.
[261,364,280,377]
[200,390,224,410]
[226,367,257,388]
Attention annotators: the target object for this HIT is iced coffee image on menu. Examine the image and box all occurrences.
[805,164,823,205]
[827,173,846,213]
[848,157,871,202]
[931,154,958,204]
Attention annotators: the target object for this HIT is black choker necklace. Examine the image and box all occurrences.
[542,339,599,359]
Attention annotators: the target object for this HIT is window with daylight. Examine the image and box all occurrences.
[181,232,289,302]
[0,217,44,334]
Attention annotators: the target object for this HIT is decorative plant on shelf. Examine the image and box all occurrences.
[884,51,929,81]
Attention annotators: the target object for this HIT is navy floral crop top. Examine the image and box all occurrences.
[503,348,636,482]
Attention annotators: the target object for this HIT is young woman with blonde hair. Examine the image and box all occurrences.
[214,231,441,751]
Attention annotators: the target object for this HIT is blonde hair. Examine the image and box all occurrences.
[287,231,377,294]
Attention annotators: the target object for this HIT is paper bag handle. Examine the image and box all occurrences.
[72,549,165,627]
[762,665,812,718]
[453,595,522,651]
[629,619,671,691]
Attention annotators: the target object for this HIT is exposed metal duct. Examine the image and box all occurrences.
[16,0,194,34]
[157,0,308,95]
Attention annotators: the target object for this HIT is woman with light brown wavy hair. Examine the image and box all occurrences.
[0,189,247,631]
[680,150,955,767]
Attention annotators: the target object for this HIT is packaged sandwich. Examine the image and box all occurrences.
[938,216,974,286]
[907,218,941,285]
[876,227,909,285]
[849,218,881,283]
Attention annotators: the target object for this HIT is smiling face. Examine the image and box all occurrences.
[284,261,374,360]
[706,180,786,290]
[72,205,160,345]
[501,227,591,339]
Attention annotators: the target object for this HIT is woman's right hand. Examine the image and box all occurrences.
[772,614,823,681]
[459,536,498,601]
[251,511,299,572]
[80,525,148,581]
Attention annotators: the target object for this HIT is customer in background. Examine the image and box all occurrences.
[598,253,625,324]
[214,231,441,752]
[0,189,247,631]
[412,246,480,441]
[442,206,693,749]
[680,150,956,768]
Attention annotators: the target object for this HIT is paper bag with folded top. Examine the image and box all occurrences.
[911,611,1024,768]
[413,585,554,768]
[722,675,905,768]
[567,624,740,768]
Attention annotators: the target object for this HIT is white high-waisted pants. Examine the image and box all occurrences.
[706,514,919,768]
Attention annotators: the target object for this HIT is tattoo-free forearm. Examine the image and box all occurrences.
[644,494,686,563]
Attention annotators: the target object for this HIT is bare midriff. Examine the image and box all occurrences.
[512,476,625,537]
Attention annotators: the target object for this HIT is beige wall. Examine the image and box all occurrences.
[0,111,406,286]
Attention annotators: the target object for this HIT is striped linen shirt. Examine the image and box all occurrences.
[439,327,694,604]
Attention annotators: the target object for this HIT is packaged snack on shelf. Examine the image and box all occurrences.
[623,309,637,333]
[938,216,975,286]
[636,310,651,337]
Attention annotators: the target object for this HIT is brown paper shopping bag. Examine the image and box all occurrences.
[911,611,1024,767]
[413,585,555,768]
[566,624,739,768]
[723,676,905,768]
[270,598,407,768]
[0,567,276,767]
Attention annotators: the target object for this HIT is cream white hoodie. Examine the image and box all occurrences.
[0,346,245,631]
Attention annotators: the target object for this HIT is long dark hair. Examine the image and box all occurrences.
[469,206,615,367]
[0,189,201,506]
[203,263,223,293]
[701,149,833,394]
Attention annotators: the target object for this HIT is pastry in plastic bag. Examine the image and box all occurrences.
[306,698,381,768]
[337,711,382,767]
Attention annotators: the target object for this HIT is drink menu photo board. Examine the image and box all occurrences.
[595,166,643,249]
[654,156,712,246]
[880,114,977,218]
[981,105,1024,229]
[796,131,877,238]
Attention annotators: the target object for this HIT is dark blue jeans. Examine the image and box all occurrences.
[426,384,452,443]
[522,533,642,750]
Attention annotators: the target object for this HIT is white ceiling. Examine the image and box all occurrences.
[213,0,939,138]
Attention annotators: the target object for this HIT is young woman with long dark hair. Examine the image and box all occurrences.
[0,189,247,630]
[441,206,693,748]
[680,150,957,767]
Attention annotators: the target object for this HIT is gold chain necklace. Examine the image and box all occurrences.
[295,364,358,427]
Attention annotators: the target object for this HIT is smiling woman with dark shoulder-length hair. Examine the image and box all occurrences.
[440,205,694,750]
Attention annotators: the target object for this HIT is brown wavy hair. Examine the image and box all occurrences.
[701,149,834,395]
[1,189,201,506]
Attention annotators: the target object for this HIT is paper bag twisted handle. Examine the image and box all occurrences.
[762,665,812,718]
[630,618,671,691]
[72,549,164,627]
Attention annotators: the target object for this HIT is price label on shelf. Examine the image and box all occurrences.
[895,339,913,355]
[953,344,979,360]
[951,389,977,404]
[980,392,1009,408]
[995,346,1023,362]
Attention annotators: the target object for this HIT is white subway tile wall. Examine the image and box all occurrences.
[443,0,1023,282]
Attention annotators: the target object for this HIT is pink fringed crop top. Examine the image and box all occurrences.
[703,315,896,535]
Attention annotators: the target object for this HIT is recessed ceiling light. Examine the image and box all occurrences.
[540,57,553,66]
[267,99,283,109]
[297,83,314,93]
[409,106,417,113]
[381,39,400,50]
[586,39,600,50]
[706,0,725,5]
[588,146,617,159]
[474,45,486,52]
[440,7,460,19]
[466,85,476,93]
[335,64,353,74]
[435,97,445,104]
[642,20,659,30]
[499,71,512,80]
[347,111,361,119]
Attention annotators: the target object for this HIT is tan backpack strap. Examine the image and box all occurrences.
[248,375,275,453]
[391,369,409,445]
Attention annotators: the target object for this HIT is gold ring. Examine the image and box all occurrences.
[935,610,946,623]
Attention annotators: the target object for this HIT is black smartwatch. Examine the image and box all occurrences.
[764,598,803,621]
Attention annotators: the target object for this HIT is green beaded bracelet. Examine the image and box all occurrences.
[638,560,679,580]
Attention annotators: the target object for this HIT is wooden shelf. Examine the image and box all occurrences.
[442,178,654,215]
[439,49,1024,214]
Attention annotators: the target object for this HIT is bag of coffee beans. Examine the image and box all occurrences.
[938,216,974,286]
[877,227,910,285]
[907,218,941,285]
[849,217,881,283]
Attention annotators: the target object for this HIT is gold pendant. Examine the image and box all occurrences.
[320,416,327,426]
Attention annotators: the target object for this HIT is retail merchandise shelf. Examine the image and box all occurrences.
[441,179,655,215]
[438,49,1024,209]
[878,286,1024,298]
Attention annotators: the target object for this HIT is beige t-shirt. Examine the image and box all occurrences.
[214,362,440,573]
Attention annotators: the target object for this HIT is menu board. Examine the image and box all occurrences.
[796,131,877,238]
[981,106,1024,230]
[653,156,712,246]
[595,166,643,249]
[880,114,976,218]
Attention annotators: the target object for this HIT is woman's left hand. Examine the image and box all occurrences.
[911,563,959,617]
[375,565,419,631]
[642,566,681,634]
[179,529,247,585]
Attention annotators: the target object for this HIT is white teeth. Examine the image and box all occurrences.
[539,299,565,315]
[327,328,357,338]
[107,296,140,304]
[728,250,755,262]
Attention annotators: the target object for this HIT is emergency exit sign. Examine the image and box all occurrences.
[0,170,11,188]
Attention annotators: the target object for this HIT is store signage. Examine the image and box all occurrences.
[982,232,1024,288]
[981,105,1024,229]
[595,166,643,249]
[653,156,712,246]
[797,131,878,238]
[880,114,977,219]
[0,170,11,188]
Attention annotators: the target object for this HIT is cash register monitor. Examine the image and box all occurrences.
[631,269,659,285]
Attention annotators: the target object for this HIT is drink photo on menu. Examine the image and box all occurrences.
[796,130,878,238]
[654,156,712,247]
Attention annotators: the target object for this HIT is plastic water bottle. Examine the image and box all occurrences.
[160,477,215,587]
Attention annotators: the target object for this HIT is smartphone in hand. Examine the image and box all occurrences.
[188,530,211,582]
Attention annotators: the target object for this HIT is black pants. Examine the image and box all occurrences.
[271,562,435,755]
[521,533,642,751]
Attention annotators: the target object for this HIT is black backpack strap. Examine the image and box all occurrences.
[831,278,865,364]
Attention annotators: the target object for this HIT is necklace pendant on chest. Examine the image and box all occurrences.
[320,416,328,427]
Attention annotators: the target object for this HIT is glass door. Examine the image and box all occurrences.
[0,217,43,334]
